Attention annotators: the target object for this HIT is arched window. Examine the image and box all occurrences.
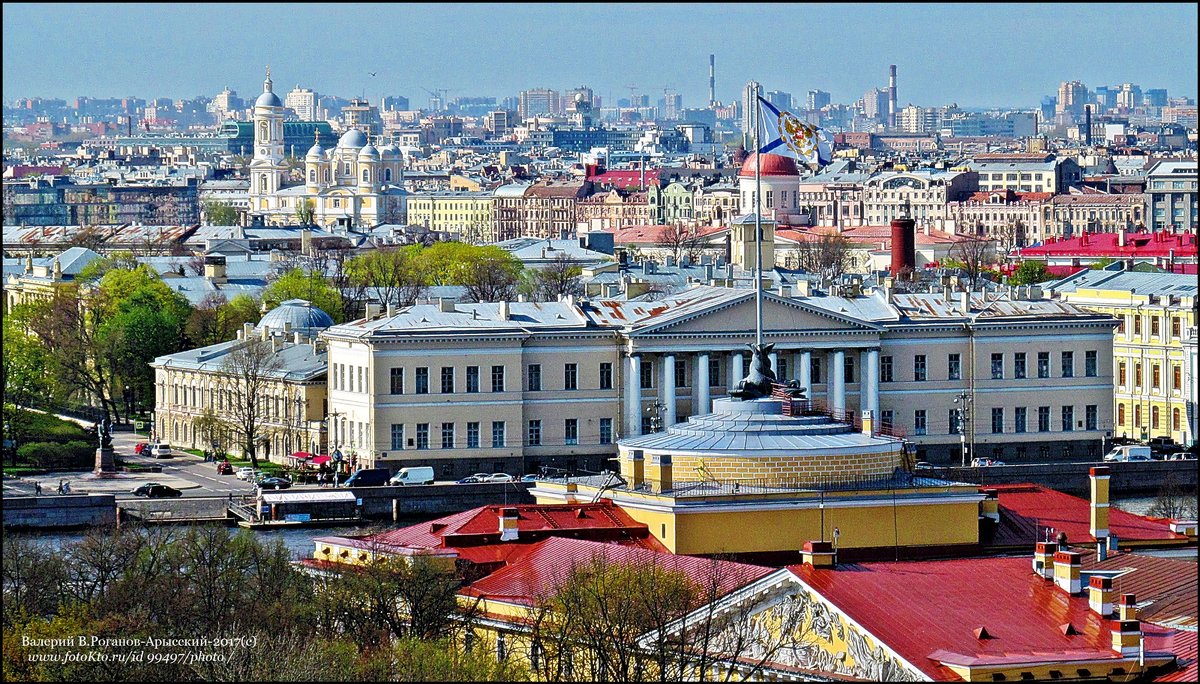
[324,170,330,183]
[309,169,316,183]
[343,162,350,176]
[362,169,369,183]
[384,168,392,182]
[259,121,268,141]
[259,176,267,193]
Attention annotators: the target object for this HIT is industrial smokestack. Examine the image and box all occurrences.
[709,54,716,106]
[1085,105,1093,146]
[888,65,897,129]
[890,217,916,280]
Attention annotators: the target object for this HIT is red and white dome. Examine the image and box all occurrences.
[738,152,801,178]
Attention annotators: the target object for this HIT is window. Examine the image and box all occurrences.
[390,368,404,394]
[991,353,1004,379]
[948,353,961,380]
[1118,404,1126,426]
[441,366,455,394]
[1038,406,1051,432]
[1173,365,1182,392]
[1085,351,1097,377]
[914,410,927,435]
[1151,316,1161,337]
[844,355,856,384]
[442,422,455,449]
[992,408,1004,434]
[599,362,613,390]
[1015,407,1027,433]
[1134,316,1142,335]
[1118,362,1127,387]
[881,409,894,426]
[415,367,429,394]
[811,356,821,384]
[777,356,788,381]
[640,361,654,389]
[1037,352,1050,379]
[1135,405,1142,427]
[467,422,480,449]
[1152,364,1161,389]
[1061,405,1074,432]
[1172,317,1181,338]
[358,367,364,393]
[416,424,429,450]
[491,421,506,448]
[949,409,961,435]
[914,355,927,382]
[599,418,613,444]
[675,360,688,389]
[466,366,479,393]
[528,364,541,392]
[1151,406,1160,429]
[1086,405,1098,431]
[565,363,578,390]
[491,365,505,392]
[1061,351,1074,378]
[881,355,894,382]
[642,416,654,434]
[1135,363,1143,389]
[527,420,541,446]
[565,418,578,445]
[708,360,720,388]
[1173,408,1182,431]
[390,424,404,451]
[1014,352,1027,379]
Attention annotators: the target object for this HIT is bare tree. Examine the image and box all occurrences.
[218,336,283,468]
[794,232,851,281]
[461,252,522,303]
[661,223,705,265]
[948,236,997,290]
[526,252,585,302]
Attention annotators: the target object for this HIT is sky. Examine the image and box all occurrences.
[3,3,1197,109]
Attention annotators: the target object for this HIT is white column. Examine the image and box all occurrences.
[867,349,881,417]
[661,354,677,426]
[768,351,779,382]
[729,352,744,390]
[800,351,812,398]
[626,355,642,436]
[695,353,711,415]
[832,350,846,415]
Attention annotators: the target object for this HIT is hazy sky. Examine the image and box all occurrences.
[3,3,1196,108]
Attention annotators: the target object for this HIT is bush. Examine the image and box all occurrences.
[15,441,93,470]
[17,411,90,445]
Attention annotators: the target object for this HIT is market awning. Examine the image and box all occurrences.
[290,451,312,460]
[311,455,332,465]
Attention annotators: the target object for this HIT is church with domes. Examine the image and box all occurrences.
[247,69,407,229]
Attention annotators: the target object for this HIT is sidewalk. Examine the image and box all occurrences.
[17,470,202,495]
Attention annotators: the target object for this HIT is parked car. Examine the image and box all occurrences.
[1104,445,1153,462]
[132,484,182,498]
[484,473,514,483]
[134,442,149,455]
[235,466,256,480]
[1148,436,1180,455]
[456,475,483,484]
[216,460,233,475]
[914,462,935,471]
[388,466,435,486]
[257,476,292,490]
[340,468,391,487]
[970,458,1005,467]
[149,443,173,459]
[521,474,539,482]
[1165,452,1196,461]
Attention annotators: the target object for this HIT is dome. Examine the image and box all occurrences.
[337,129,367,148]
[380,144,401,158]
[255,90,283,108]
[358,144,379,159]
[257,299,334,335]
[305,141,324,160]
[738,152,800,178]
[574,92,586,103]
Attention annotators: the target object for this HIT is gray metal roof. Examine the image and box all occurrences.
[1046,270,1198,297]
[152,337,326,381]
[258,299,335,334]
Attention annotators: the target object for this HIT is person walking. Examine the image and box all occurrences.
[57,480,65,495]
[63,481,71,494]
[34,481,42,496]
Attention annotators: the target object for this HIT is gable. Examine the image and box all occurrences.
[632,293,879,337]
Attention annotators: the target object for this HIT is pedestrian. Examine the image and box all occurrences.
[63,481,71,494]
[34,481,42,496]
[57,480,65,495]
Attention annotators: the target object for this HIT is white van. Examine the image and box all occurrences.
[389,466,435,486]
[1103,445,1152,462]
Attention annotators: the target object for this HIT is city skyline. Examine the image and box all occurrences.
[3,3,1196,108]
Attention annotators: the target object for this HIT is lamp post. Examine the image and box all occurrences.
[954,391,973,467]
[647,400,666,433]
[123,385,132,424]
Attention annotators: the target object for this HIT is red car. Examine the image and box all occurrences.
[134,442,149,455]
[216,460,233,475]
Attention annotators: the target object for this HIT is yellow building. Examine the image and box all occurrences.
[1049,270,1197,447]
[406,190,496,243]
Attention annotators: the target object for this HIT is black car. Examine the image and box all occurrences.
[456,475,483,484]
[1147,437,1180,455]
[132,484,182,498]
[257,477,292,490]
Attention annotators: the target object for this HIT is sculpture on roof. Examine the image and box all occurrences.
[729,342,776,400]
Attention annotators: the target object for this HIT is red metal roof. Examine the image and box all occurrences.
[986,484,1187,548]
[787,556,1153,680]
[1149,627,1197,682]
[1018,231,1198,259]
[739,152,801,177]
[461,536,770,605]
[611,224,726,245]
[587,169,662,189]
[1078,549,1198,631]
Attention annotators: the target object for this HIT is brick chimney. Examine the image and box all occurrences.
[1033,541,1055,580]
[1053,550,1083,593]
[1111,619,1142,657]
[980,489,999,523]
[1089,466,1110,541]
[627,450,645,488]
[648,453,673,493]
[1118,593,1138,621]
[860,410,875,435]
[1089,576,1115,617]
[801,540,835,567]
[498,507,520,541]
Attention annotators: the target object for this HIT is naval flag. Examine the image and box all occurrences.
[757,96,833,166]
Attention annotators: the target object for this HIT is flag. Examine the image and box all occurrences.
[756,96,833,166]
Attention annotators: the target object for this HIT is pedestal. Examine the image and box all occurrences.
[94,447,117,477]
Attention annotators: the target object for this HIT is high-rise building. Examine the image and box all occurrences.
[519,88,561,119]
[342,98,382,135]
[487,110,515,139]
[806,89,831,111]
[1145,89,1168,108]
[209,87,242,122]
[1056,80,1089,122]
[285,86,319,121]
[765,90,792,111]
[860,88,889,122]
[1093,86,1117,111]
[1116,83,1142,110]
[742,80,763,148]
[381,95,410,112]
[661,92,683,121]
[564,86,596,110]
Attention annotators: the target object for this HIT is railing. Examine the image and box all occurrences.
[769,385,906,438]
[665,469,923,497]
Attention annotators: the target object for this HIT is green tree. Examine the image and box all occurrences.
[263,268,344,323]
[1090,257,1117,270]
[295,198,316,226]
[1007,260,1053,285]
[1,314,52,464]
[185,292,262,347]
[219,337,283,468]
[346,246,427,309]
[203,199,240,226]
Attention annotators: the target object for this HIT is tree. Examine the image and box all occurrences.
[202,199,240,226]
[1090,257,1117,270]
[1147,474,1198,519]
[523,252,584,302]
[295,198,316,227]
[346,246,427,310]
[218,337,284,468]
[794,232,851,281]
[947,236,997,290]
[1007,260,1053,285]
[662,223,705,265]
[263,267,344,323]
[1,314,52,464]
[457,247,523,303]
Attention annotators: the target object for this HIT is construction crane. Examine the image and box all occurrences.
[625,84,639,106]
[421,87,452,111]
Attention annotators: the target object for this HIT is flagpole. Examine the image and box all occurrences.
[754,96,763,351]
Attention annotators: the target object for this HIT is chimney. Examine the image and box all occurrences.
[888,64,897,129]
[1089,576,1115,617]
[498,301,510,321]
[1111,620,1142,658]
[628,450,645,488]
[283,320,292,334]
[243,322,254,339]
[1033,541,1055,580]
[889,217,916,279]
[365,302,381,319]
[204,255,227,283]
[708,54,716,106]
[1053,550,1083,594]
[1089,466,1110,541]
[860,410,875,435]
[260,325,270,341]
[498,507,520,541]
[980,489,1000,522]
[301,228,313,256]
[1118,230,1126,247]
[386,303,396,318]
[1118,593,1138,622]
[958,290,970,314]
[293,331,303,345]
[795,279,811,297]
[438,297,455,313]
[649,453,673,493]
[801,540,836,568]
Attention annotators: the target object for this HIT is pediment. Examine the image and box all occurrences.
[632,292,880,337]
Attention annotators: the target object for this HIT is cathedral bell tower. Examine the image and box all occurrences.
[249,66,287,206]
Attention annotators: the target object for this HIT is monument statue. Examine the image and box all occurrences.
[729,342,777,400]
[98,418,113,449]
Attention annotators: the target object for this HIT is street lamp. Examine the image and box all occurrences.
[123,385,132,424]
[954,391,973,467]
[646,400,666,433]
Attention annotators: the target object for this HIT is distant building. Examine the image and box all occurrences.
[1145,160,1198,232]
[806,89,830,111]
[518,88,561,119]
[284,86,319,120]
